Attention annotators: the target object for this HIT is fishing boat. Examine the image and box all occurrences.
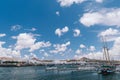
[98,37,116,75]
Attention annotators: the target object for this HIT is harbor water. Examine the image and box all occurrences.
[0,66,120,80]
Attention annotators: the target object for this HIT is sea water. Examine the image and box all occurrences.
[0,66,120,80]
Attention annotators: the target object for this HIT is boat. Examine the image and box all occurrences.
[98,37,116,75]
[98,65,116,75]
[46,66,57,70]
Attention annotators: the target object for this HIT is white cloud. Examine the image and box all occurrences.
[86,52,103,59]
[14,33,51,52]
[55,29,61,37]
[95,0,103,3]
[11,25,22,31]
[0,33,50,59]
[29,53,37,59]
[89,46,96,51]
[41,57,45,60]
[56,11,60,16]
[76,37,120,60]
[80,8,120,27]
[50,41,70,54]
[11,36,17,39]
[57,0,86,7]
[73,29,80,37]
[44,53,49,57]
[23,55,29,60]
[74,54,79,59]
[0,33,6,37]
[57,0,104,7]
[80,12,103,27]
[80,44,86,48]
[0,41,6,47]
[74,37,120,60]
[24,27,37,32]
[62,26,69,32]
[75,49,82,54]
[29,41,51,52]
[39,49,45,52]
[0,41,20,58]
[15,33,36,50]
[98,28,120,42]
[92,37,120,60]
[39,49,49,57]
[109,37,120,60]
[75,45,95,59]
[99,28,119,37]
[31,28,37,31]
[86,36,120,60]
[24,53,37,60]
[74,51,103,60]
[55,26,69,37]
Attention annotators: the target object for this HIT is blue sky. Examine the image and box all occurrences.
[0,0,120,60]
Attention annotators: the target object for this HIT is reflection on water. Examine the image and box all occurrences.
[98,73,119,80]
[0,66,120,80]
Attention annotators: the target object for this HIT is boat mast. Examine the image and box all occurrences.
[102,37,110,64]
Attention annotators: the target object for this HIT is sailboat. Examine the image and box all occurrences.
[98,37,116,75]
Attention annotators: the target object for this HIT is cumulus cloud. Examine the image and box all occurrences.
[41,57,45,60]
[95,0,103,3]
[56,11,60,16]
[0,33,51,59]
[98,28,120,42]
[29,53,37,59]
[84,35,120,60]
[80,44,86,48]
[109,37,120,60]
[55,26,69,37]
[101,37,120,60]
[0,41,6,47]
[57,0,86,7]
[11,36,17,39]
[29,41,51,52]
[85,52,103,59]
[74,45,98,59]
[15,33,36,50]
[0,33,6,37]
[11,25,22,31]
[80,8,120,27]
[31,28,37,31]
[57,0,104,7]
[44,53,49,57]
[14,33,51,52]
[73,29,80,37]
[98,28,120,60]
[24,53,37,60]
[50,41,70,54]
[0,41,20,58]
[74,36,120,60]
[74,49,103,60]
[24,27,37,32]
[99,28,119,37]
[89,46,96,51]
[74,38,120,60]
[75,49,82,54]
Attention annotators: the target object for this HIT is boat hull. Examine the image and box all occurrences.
[98,65,116,75]
[99,69,114,75]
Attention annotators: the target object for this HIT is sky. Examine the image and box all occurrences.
[0,0,120,60]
